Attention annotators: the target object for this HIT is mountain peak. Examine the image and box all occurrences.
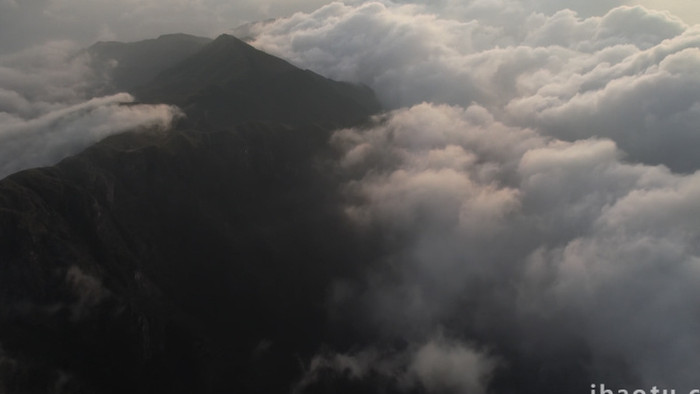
[134,33,381,127]
[212,33,243,42]
[209,33,254,50]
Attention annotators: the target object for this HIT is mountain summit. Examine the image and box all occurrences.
[134,34,381,127]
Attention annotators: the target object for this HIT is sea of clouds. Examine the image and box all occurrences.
[239,2,700,392]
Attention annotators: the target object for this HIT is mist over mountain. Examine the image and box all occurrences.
[0,41,182,180]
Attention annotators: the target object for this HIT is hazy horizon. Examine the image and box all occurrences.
[0,1,697,54]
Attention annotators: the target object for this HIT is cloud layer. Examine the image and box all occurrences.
[236,2,700,391]
[247,2,700,172]
[327,102,700,391]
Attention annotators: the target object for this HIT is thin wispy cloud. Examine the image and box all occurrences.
[0,42,180,179]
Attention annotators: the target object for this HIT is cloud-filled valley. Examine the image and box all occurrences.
[1,0,700,393]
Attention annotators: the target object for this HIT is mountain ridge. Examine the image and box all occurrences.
[133,33,381,128]
[88,33,213,92]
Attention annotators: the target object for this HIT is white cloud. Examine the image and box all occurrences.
[261,6,696,381]
[0,93,180,179]
[247,3,699,172]
[330,102,700,390]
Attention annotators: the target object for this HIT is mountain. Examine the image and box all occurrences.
[89,33,380,128]
[0,33,386,394]
[133,34,381,128]
[88,33,213,92]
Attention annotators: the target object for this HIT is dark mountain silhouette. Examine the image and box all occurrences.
[0,33,386,394]
[133,34,381,128]
[88,33,213,92]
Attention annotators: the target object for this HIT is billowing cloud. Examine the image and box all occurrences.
[216,1,700,390]
[246,2,699,171]
[247,2,686,104]
[324,101,700,391]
